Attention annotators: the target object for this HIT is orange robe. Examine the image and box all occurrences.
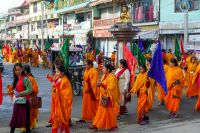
[51,76,73,132]
[33,51,39,67]
[165,67,184,114]
[23,48,30,64]
[93,73,120,129]
[42,52,48,68]
[28,75,39,129]
[81,67,99,121]
[166,53,174,64]
[157,64,170,102]
[147,78,155,110]
[12,50,17,63]
[130,72,149,123]
[185,62,198,97]
[192,64,200,110]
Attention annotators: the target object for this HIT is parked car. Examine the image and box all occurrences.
[51,46,85,96]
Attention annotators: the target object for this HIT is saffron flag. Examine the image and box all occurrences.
[0,73,2,105]
[148,41,167,94]
[180,36,186,67]
[59,37,69,68]
[138,37,145,53]
[123,43,137,87]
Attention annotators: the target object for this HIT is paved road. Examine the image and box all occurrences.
[1,62,200,133]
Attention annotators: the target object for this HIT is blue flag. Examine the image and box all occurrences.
[148,41,167,94]
[138,37,145,53]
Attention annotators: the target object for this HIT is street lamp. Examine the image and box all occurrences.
[179,0,190,47]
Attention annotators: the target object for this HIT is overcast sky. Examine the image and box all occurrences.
[0,0,24,13]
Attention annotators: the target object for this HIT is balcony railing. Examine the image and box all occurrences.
[93,17,120,28]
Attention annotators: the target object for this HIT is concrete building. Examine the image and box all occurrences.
[160,0,200,51]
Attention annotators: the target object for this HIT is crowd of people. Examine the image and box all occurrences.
[2,45,200,133]
[2,45,52,69]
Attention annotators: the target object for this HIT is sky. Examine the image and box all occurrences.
[0,0,24,13]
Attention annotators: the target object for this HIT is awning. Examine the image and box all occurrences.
[133,30,159,40]
[54,2,91,14]
[90,0,112,7]
[64,29,91,35]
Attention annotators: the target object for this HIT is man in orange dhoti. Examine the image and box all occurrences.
[127,65,150,125]
[185,57,199,97]
[23,48,30,64]
[165,58,184,118]
[32,50,39,67]
[78,60,99,122]
[90,64,120,131]
[157,59,170,105]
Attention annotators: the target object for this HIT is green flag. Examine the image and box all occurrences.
[45,36,53,51]
[0,42,2,50]
[131,43,146,66]
[175,36,181,61]
[59,37,69,68]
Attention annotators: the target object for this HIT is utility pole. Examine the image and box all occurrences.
[4,16,7,45]
[41,0,44,50]
[184,10,188,47]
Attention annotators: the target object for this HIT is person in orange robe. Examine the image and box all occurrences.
[97,51,104,73]
[157,59,170,105]
[50,65,73,133]
[192,64,200,110]
[12,49,18,63]
[78,60,99,122]
[42,51,48,68]
[23,48,30,64]
[127,65,150,125]
[165,58,185,118]
[90,64,120,131]
[185,56,199,97]
[9,49,13,63]
[146,58,155,110]
[33,49,39,67]
[110,51,116,66]
[23,65,39,129]
[165,49,174,65]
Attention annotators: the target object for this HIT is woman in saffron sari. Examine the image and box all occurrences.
[90,64,120,131]
[185,56,199,97]
[50,65,73,133]
[127,65,150,125]
[165,58,185,118]
[23,65,39,130]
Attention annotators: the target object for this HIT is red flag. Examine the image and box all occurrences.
[0,73,2,105]
[123,43,137,87]
[180,36,186,67]
[34,43,42,56]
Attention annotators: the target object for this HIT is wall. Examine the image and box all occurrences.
[160,0,200,23]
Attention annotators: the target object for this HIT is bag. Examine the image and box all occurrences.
[14,96,27,104]
[30,96,42,108]
[100,96,109,107]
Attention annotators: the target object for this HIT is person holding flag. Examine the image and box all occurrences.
[165,58,185,118]
[126,65,150,125]
[115,59,130,115]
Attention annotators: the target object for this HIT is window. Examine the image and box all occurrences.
[33,2,37,13]
[54,19,59,26]
[31,24,35,31]
[131,0,159,23]
[175,0,200,12]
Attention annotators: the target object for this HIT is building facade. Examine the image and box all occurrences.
[160,0,200,51]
